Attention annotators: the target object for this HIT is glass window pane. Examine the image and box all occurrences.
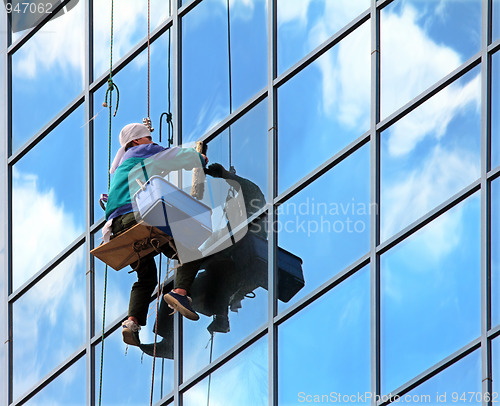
[13,245,87,400]
[492,51,500,170]
[93,33,171,224]
[403,350,481,406]
[182,0,266,143]
[278,267,370,406]
[381,0,481,119]
[229,0,267,110]
[277,0,369,75]
[277,144,370,314]
[11,0,84,153]
[93,0,173,79]
[183,336,268,406]
[95,326,174,405]
[493,336,500,398]
[278,21,370,194]
[24,356,86,406]
[12,106,86,291]
[381,194,481,394]
[492,177,500,328]
[381,67,481,242]
[182,241,269,381]
[494,0,500,43]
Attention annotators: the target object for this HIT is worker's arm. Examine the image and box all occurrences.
[147,146,207,173]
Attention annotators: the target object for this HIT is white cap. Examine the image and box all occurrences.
[109,123,151,174]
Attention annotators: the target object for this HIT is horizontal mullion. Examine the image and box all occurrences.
[488,324,500,340]
[489,37,500,54]
[178,324,267,393]
[488,164,500,181]
[376,179,481,256]
[376,52,481,133]
[8,93,85,165]
[11,344,86,406]
[7,0,73,55]
[8,233,86,302]
[377,337,481,406]
[89,16,173,94]
[155,392,175,406]
[274,131,370,206]
[274,9,370,88]
[178,0,204,18]
[274,253,370,327]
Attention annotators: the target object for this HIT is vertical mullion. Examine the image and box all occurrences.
[481,0,492,404]
[267,0,277,405]
[172,1,182,405]
[370,0,381,403]
[84,0,94,404]
[6,8,13,403]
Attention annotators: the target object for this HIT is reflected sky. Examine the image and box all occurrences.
[277,0,369,75]
[11,0,84,153]
[381,194,481,394]
[277,144,370,313]
[12,106,85,291]
[13,244,86,401]
[381,0,481,120]
[278,20,370,195]
[182,0,267,143]
[278,267,370,406]
[492,178,500,328]
[93,0,172,79]
[381,67,481,241]
[494,0,500,43]
[494,336,500,397]
[492,51,500,169]
[95,326,173,405]
[403,350,481,406]
[183,336,267,406]
[24,356,86,406]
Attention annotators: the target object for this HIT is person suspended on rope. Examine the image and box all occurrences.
[102,122,208,347]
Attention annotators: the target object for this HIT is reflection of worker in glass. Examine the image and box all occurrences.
[196,163,267,333]
[103,123,208,347]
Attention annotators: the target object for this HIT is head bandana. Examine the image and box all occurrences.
[109,123,151,174]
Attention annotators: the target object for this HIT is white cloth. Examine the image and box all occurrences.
[102,219,114,243]
[109,123,151,174]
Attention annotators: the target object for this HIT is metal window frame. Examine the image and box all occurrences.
[4,0,500,404]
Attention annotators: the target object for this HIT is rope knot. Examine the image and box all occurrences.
[103,78,120,117]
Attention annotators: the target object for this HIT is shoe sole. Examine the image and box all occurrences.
[164,294,200,321]
[122,329,140,347]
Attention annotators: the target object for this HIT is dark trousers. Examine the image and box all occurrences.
[112,212,202,326]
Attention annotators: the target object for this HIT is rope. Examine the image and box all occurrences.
[149,251,162,406]
[206,332,215,406]
[226,0,233,170]
[147,0,151,119]
[98,0,118,404]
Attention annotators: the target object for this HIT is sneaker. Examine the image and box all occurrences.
[140,338,174,360]
[122,319,141,347]
[163,291,200,321]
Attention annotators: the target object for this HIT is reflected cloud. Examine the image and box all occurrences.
[382,146,479,241]
[12,169,83,286]
[12,169,85,397]
[13,2,84,81]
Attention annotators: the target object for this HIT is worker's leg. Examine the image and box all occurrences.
[173,258,203,296]
[128,255,158,326]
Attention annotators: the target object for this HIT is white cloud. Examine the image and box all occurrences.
[13,2,84,82]
[11,169,86,397]
[382,146,479,242]
[277,0,313,27]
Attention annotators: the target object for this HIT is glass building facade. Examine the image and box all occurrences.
[1,0,499,405]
